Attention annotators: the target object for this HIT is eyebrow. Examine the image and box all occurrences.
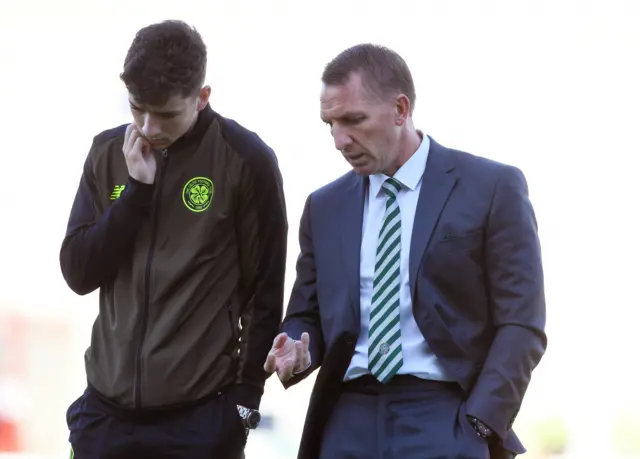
[129,101,181,116]
[322,111,366,123]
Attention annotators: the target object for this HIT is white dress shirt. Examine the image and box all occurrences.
[344,134,453,382]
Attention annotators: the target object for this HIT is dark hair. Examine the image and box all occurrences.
[120,20,207,106]
[322,43,416,110]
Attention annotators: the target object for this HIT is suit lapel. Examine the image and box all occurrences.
[409,139,457,295]
[340,172,366,326]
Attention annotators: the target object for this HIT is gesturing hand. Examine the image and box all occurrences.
[263,332,311,383]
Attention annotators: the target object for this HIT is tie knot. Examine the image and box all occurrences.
[381,177,403,199]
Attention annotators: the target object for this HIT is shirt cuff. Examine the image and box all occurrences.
[293,358,311,375]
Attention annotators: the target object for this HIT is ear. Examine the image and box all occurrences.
[197,85,212,111]
[395,94,411,126]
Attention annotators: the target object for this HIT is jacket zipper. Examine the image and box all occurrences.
[134,148,169,409]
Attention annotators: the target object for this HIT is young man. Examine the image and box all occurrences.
[61,20,287,458]
[265,44,546,459]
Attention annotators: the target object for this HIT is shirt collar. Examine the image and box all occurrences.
[369,132,430,197]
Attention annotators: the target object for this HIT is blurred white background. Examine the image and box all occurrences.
[0,0,639,457]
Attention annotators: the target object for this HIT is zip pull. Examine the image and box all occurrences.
[160,149,169,165]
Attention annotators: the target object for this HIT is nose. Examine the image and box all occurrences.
[140,115,162,139]
[332,125,353,152]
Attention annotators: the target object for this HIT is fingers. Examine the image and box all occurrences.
[294,340,304,370]
[123,123,134,150]
[123,124,150,157]
[264,333,289,376]
[265,352,295,382]
[263,332,311,383]
[278,356,296,382]
[295,332,311,372]
[133,137,145,156]
[134,136,152,155]
[123,124,137,156]
[264,353,276,374]
[272,332,289,350]
[300,332,310,349]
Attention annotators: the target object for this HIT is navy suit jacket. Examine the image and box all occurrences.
[281,138,547,459]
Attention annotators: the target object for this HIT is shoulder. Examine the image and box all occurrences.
[300,170,360,218]
[310,170,358,202]
[89,123,128,160]
[430,138,525,187]
[84,123,128,170]
[216,114,280,175]
[443,144,508,174]
[92,123,128,147]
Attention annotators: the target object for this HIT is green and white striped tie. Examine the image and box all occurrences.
[368,177,404,383]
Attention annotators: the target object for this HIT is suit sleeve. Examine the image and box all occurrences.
[60,148,155,295]
[280,194,326,388]
[465,165,547,440]
[233,146,288,409]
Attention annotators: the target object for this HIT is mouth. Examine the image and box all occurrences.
[347,153,366,163]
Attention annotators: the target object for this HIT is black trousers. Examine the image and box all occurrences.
[66,387,246,459]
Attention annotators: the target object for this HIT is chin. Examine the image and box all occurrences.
[151,141,171,149]
[352,164,375,176]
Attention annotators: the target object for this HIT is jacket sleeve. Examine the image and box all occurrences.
[233,145,288,409]
[60,146,155,295]
[280,194,326,389]
[465,165,547,440]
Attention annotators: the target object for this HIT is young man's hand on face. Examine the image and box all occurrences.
[123,124,157,184]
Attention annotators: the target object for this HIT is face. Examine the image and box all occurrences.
[129,86,211,149]
[320,72,410,176]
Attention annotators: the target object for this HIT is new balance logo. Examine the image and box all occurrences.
[110,185,126,200]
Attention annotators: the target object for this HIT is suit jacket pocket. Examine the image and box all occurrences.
[434,230,483,254]
[456,401,491,457]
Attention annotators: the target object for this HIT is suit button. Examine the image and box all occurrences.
[346,340,354,346]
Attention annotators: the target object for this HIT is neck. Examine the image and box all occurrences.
[384,126,422,176]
